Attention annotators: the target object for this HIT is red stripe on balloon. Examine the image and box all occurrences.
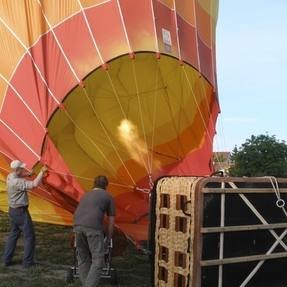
[41,137,84,202]
[29,32,78,102]
[0,122,39,168]
[153,0,179,57]
[1,87,46,156]
[54,12,102,80]
[198,36,214,85]
[85,0,130,61]
[119,0,156,51]
[10,54,58,124]
[177,15,199,70]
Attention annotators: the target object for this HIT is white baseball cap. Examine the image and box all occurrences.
[10,160,26,170]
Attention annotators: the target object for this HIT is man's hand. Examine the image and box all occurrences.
[27,171,34,177]
[41,165,48,173]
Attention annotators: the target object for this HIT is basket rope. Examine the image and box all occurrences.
[154,177,201,287]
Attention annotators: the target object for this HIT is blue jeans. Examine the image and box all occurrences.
[3,207,35,267]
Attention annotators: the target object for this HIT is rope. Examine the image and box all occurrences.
[182,66,222,165]
[63,110,117,175]
[157,63,185,157]
[47,169,135,190]
[105,71,127,119]
[0,164,136,192]
[79,0,149,178]
[131,59,152,174]
[76,0,105,65]
[39,0,135,181]
[105,67,150,175]
[90,86,166,100]
[0,166,9,173]
[196,75,226,169]
[171,2,225,167]
[37,0,81,82]
[176,0,225,167]
[150,64,159,175]
[267,176,287,218]
[39,0,138,185]
[81,88,137,186]
[0,166,67,207]
[172,0,182,60]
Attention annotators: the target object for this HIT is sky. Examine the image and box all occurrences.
[214,0,287,151]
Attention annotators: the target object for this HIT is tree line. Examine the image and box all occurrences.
[229,134,287,178]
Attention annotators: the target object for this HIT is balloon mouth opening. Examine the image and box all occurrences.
[46,52,214,192]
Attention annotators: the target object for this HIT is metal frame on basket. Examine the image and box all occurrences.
[152,176,287,287]
[196,177,287,287]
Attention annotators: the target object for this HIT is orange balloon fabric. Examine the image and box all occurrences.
[0,0,219,243]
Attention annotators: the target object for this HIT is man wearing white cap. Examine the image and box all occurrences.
[3,160,47,268]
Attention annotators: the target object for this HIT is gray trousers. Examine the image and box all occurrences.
[74,226,104,287]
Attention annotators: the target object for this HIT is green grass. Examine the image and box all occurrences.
[0,211,151,287]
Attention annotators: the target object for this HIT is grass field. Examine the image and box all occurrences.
[0,211,151,287]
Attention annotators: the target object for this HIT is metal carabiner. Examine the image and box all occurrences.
[276,198,285,208]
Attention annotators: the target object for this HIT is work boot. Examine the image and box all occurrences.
[3,261,13,267]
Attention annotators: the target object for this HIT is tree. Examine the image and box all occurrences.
[229,134,287,177]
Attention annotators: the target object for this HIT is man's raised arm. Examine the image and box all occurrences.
[18,166,48,191]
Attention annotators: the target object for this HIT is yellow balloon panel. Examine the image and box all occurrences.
[0,0,49,47]
[198,0,219,22]
[39,0,80,27]
[175,0,196,26]
[158,0,174,9]
[28,193,73,225]
[0,23,25,79]
[80,0,111,9]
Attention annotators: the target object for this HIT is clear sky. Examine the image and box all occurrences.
[214,0,287,152]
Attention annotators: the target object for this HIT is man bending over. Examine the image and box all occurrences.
[74,175,115,287]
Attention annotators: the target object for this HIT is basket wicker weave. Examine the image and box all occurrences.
[154,177,202,287]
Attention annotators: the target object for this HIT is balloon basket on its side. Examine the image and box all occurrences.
[150,176,287,287]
